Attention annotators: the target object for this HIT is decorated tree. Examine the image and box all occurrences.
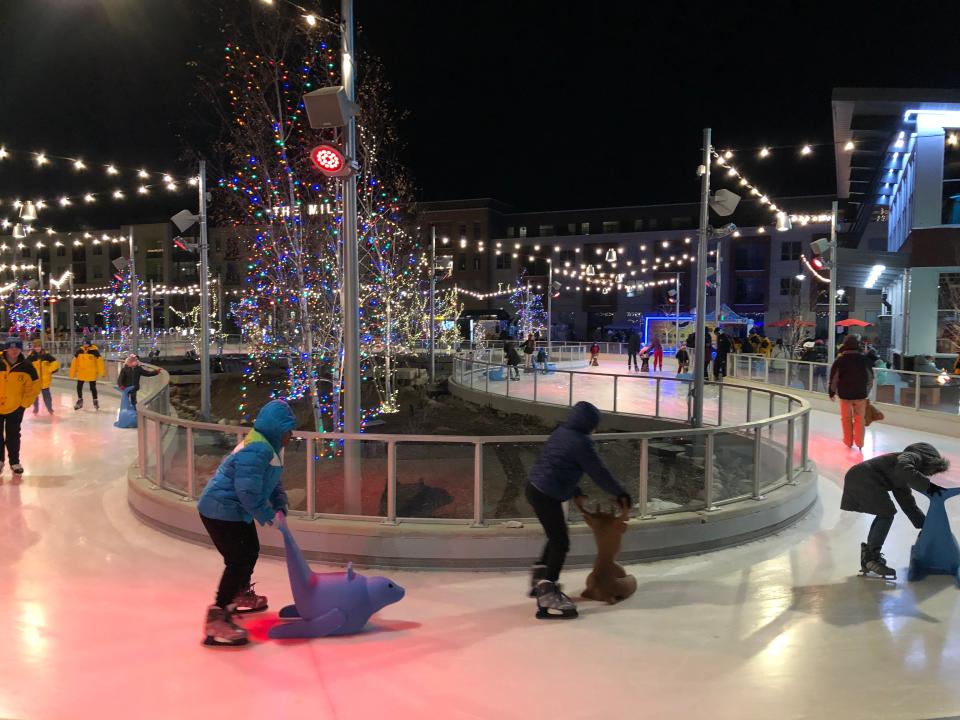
[7,280,42,336]
[102,267,148,353]
[510,271,546,339]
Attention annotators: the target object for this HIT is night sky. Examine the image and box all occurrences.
[0,0,956,222]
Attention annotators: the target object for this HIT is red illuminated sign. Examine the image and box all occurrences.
[310,144,346,175]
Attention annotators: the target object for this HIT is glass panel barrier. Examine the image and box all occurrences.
[646,434,707,514]
[713,430,756,502]
[281,437,308,513]
[570,371,614,412]
[159,423,190,495]
[192,429,240,496]
[313,439,387,517]
[144,418,158,482]
[482,441,543,520]
[567,437,641,521]
[395,442,473,520]
[761,421,791,494]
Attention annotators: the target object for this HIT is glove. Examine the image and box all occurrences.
[928,483,945,497]
[828,393,836,401]
[617,493,633,510]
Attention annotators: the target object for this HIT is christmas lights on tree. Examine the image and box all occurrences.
[7,280,42,335]
[510,271,546,338]
[102,266,148,353]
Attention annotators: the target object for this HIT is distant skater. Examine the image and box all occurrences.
[70,336,105,410]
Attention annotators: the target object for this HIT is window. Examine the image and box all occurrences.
[735,276,766,304]
[567,223,577,234]
[519,226,527,238]
[56,246,66,257]
[496,253,511,270]
[458,224,467,242]
[937,272,960,352]
[580,222,590,235]
[779,278,802,295]
[647,219,658,230]
[473,222,482,240]
[539,224,555,237]
[633,219,644,231]
[506,226,515,238]
[93,266,103,279]
[20,246,31,258]
[735,242,767,269]
[602,221,619,234]
[93,244,103,256]
[458,254,466,271]
[671,217,692,229]
[72,247,85,262]
[780,240,801,261]
[473,256,481,270]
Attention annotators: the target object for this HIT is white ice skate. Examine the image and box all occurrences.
[203,604,249,647]
[534,580,578,619]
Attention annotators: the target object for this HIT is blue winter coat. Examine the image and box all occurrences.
[528,401,626,501]
[197,400,297,525]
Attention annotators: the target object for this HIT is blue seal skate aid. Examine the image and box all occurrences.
[113,387,137,429]
[908,487,960,585]
[268,513,406,639]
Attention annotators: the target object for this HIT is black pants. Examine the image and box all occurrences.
[525,483,569,583]
[627,351,638,370]
[867,515,894,552]
[129,389,138,407]
[200,514,260,608]
[76,380,98,401]
[714,354,727,380]
[0,407,25,465]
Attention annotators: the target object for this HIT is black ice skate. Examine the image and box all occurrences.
[860,543,896,579]
[528,564,548,598]
[203,604,249,647]
[93,399,100,411]
[74,399,83,410]
[534,580,578,619]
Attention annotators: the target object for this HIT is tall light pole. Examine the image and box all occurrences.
[429,225,436,380]
[128,226,140,355]
[547,258,553,358]
[692,128,712,428]
[828,199,839,364]
[713,237,722,327]
[68,273,75,351]
[37,259,45,341]
[198,160,212,421]
[675,272,681,352]
[340,0,362,514]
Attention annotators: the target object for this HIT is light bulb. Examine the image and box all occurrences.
[106,165,119,175]
[74,159,86,170]
[35,153,48,166]
[84,194,95,203]
[0,147,7,160]
[759,147,770,158]
[801,145,812,155]
[723,150,733,159]
[844,140,855,151]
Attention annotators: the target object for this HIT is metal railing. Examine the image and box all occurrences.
[727,354,959,415]
[135,351,811,527]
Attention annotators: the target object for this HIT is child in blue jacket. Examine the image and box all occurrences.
[526,401,631,619]
[197,399,297,646]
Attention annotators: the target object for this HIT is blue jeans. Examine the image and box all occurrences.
[33,387,53,413]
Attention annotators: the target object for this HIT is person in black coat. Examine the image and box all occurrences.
[117,354,160,408]
[841,442,950,578]
[714,329,731,380]
[503,342,521,380]
[829,334,874,449]
[525,401,630,618]
[626,332,641,372]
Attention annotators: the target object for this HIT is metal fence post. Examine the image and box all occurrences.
[613,374,618,413]
[808,362,814,391]
[506,368,511,397]
[186,426,196,499]
[752,427,763,499]
[764,357,770,384]
[639,438,651,519]
[786,419,796,484]
[802,411,811,471]
[717,382,724,425]
[385,440,397,525]
[704,433,716,511]
[914,376,921,410]
[747,357,753,381]
[655,377,661,418]
[138,418,147,478]
[768,392,775,438]
[746,388,752,422]
[154,420,164,488]
[305,437,316,518]
[485,363,490,394]
[568,371,574,406]
[534,367,538,403]
[472,441,485,527]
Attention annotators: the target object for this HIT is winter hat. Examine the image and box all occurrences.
[5,337,23,350]
[841,334,862,351]
[124,354,140,367]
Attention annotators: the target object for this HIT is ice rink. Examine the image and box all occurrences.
[3,380,960,720]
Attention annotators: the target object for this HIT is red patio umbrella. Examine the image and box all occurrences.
[768,319,814,328]
[836,318,872,327]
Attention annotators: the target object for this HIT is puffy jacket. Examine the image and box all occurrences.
[527,401,626,502]
[0,354,41,414]
[70,345,105,382]
[627,334,641,353]
[26,350,60,389]
[829,350,873,400]
[117,364,160,392]
[197,400,297,525]
[716,334,732,357]
[841,442,949,523]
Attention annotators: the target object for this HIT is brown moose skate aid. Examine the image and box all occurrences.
[575,498,638,604]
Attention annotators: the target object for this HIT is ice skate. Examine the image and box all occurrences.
[0,462,4,475]
[528,564,548,598]
[534,580,578,619]
[860,543,896,579]
[11,464,23,475]
[74,399,83,410]
[93,399,100,411]
[203,605,248,647]
[232,583,268,614]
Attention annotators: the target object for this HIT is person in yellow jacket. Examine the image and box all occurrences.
[1,337,41,476]
[69,336,105,410]
[26,338,60,415]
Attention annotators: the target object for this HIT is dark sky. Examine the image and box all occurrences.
[0,0,956,222]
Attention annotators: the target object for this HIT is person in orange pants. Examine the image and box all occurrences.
[829,334,873,450]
